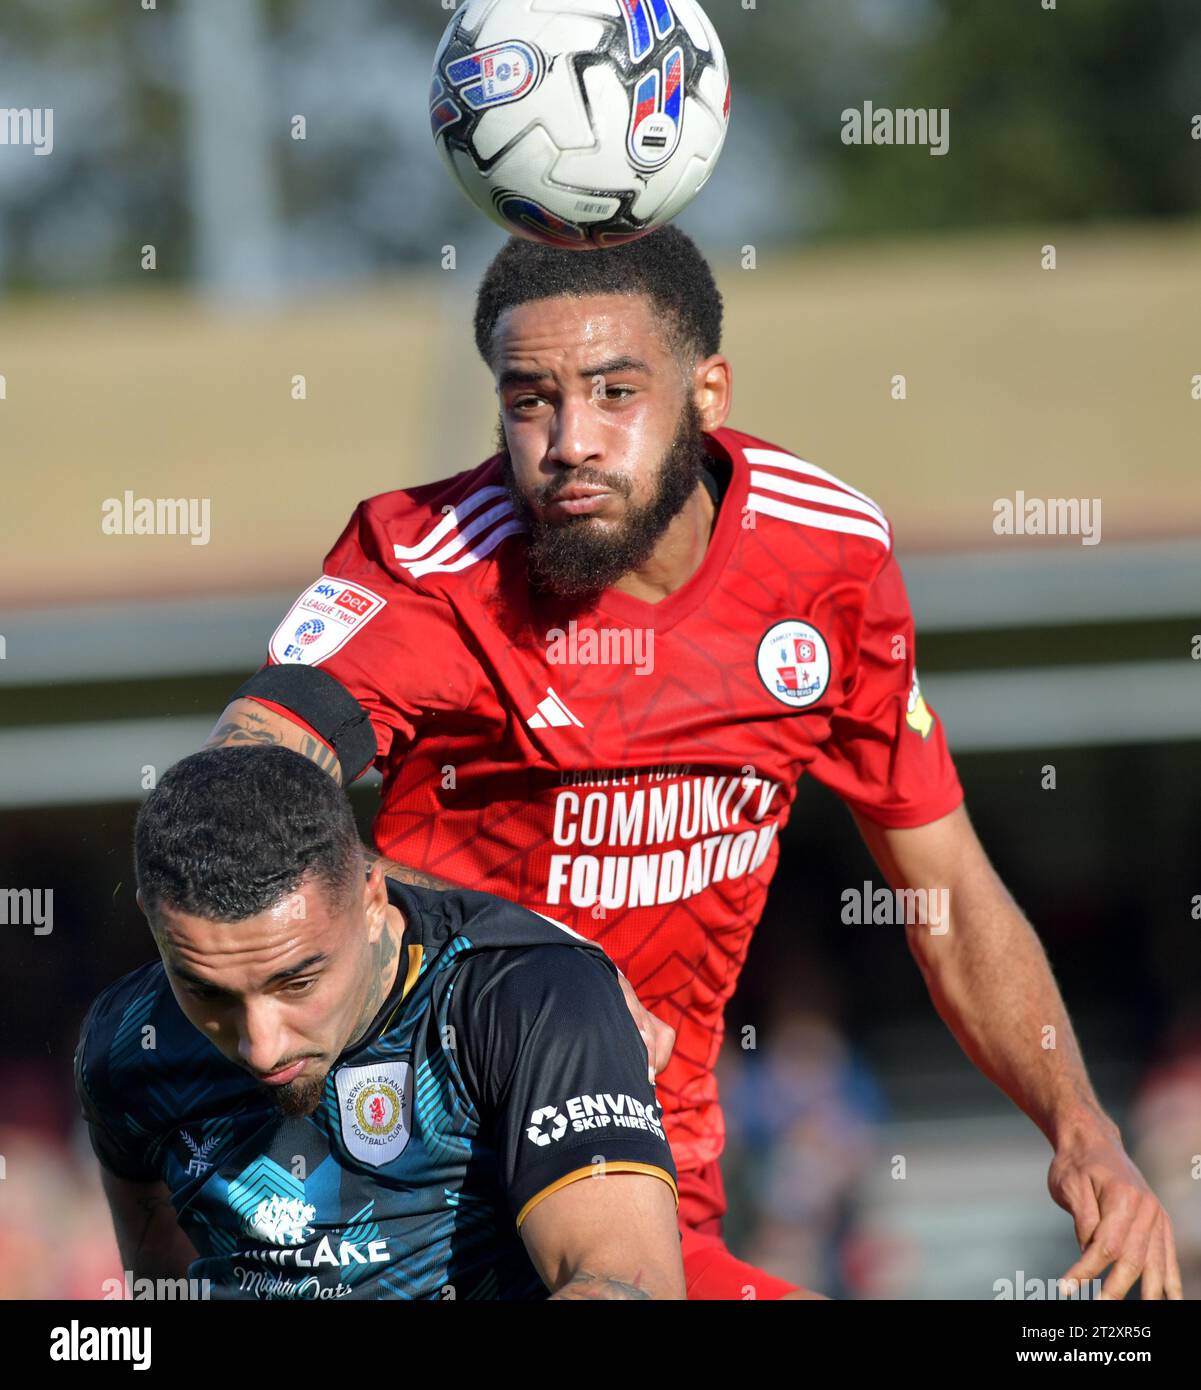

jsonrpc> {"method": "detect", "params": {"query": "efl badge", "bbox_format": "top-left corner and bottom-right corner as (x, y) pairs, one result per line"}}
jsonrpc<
(335, 1062), (414, 1168)
(444, 40), (545, 111)
(906, 671), (934, 739)
(268, 575), (385, 667)
(757, 619), (830, 709)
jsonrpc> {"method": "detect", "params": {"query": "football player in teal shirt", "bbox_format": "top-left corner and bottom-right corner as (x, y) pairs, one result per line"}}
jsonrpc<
(76, 746), (682, 1300)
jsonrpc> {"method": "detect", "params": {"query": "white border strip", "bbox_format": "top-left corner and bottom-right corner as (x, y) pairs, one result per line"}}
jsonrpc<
(0, 660), (1195, 807)
(0, 543), (1195, 687)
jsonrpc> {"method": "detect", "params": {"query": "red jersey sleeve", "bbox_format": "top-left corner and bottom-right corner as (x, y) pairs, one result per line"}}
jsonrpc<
(806, 549), (963, 828)
(264, 500), (480, 769)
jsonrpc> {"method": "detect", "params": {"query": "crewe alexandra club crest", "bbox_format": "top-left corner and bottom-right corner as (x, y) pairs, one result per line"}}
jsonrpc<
(335, 1062), (414, 1167)
(756, 619), (831, 710)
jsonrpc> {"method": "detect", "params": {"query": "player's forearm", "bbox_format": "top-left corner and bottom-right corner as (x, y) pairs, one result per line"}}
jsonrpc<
(361, 848), (457, 892)
(522, 1172), (685, 1299)
(207, 699), (455, 889)
(908, 881), (1117, 1150)
(100, 1171), (199, 1280)
(205, 698), (344, 782)
(548, 1270), (654, 1300)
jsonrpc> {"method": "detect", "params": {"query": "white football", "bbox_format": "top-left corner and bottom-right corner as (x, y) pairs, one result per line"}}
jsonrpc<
(430, 0), (731, 249)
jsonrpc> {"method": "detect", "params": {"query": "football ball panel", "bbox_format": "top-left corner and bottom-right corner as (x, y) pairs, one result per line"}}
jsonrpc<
(431, 0), (730, 248)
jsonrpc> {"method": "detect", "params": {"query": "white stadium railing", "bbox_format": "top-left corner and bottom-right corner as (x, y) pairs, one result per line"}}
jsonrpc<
(0, 543), (1197, 806)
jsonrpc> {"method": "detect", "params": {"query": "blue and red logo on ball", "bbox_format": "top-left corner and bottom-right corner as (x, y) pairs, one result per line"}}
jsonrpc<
(618, 0), (677, 61)
(628, 44), (685, 169)
(493, 192), (588, 246)
(294, 618), (325, 646)
(444, 40), (545, 112)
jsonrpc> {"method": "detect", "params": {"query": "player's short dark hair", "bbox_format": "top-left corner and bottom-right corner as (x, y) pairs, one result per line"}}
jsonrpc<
(473, 226), (723, 369)
(135, 746), (362, 927)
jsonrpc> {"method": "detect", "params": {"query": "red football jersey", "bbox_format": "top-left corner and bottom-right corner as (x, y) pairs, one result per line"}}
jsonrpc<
(264, 427), (963, 1173)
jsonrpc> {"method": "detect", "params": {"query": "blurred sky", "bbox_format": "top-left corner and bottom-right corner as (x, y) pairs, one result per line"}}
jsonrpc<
(1, 0), (1198, 293)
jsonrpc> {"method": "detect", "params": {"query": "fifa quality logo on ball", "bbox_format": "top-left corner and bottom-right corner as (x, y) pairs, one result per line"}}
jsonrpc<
(429, 0), (731, 248)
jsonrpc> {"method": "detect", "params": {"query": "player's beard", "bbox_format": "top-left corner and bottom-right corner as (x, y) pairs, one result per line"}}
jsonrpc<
(262, 1066), (327, 1118)
(499, 397), (709, 601)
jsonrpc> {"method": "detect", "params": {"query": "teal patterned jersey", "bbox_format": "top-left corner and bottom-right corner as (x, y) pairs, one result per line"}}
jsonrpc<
(75, 881), (676, 1300)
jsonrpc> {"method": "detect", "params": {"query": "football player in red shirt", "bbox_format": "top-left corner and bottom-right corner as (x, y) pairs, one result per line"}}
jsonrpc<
(207, 229), (1181, 1301)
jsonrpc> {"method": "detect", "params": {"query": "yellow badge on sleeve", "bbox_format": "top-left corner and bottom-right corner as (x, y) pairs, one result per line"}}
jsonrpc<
(906, 672), (934, 739)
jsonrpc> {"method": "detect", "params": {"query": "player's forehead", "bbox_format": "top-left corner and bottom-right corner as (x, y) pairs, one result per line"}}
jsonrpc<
(492, 292), (669, 377)
(156, 878), (345, 986)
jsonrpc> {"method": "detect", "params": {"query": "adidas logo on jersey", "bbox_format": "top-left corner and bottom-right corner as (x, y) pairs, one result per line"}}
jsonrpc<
(526, 687), (583, 730)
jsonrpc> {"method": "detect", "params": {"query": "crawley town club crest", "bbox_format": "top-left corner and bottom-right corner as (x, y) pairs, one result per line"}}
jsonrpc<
(335, 1061), (414, 1167)
(756, 620), (831, 709)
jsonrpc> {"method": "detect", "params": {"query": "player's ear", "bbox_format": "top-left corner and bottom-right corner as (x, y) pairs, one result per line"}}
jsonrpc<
(693, 354), (732, 433)
(135, 887), (158, 938)
(362, 859), (389, 937)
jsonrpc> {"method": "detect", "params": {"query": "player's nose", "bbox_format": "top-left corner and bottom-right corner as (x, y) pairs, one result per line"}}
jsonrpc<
(235, 999), (291, 1076)
(546, 393), (602, 467)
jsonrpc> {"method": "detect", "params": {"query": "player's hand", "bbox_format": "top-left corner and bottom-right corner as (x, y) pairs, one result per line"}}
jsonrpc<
(615, 971), (675, 1081)
(1049, 1127), (1183, 1300)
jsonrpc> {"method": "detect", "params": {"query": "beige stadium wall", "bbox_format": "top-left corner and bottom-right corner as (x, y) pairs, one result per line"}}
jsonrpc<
(3, 220), (1198, 608)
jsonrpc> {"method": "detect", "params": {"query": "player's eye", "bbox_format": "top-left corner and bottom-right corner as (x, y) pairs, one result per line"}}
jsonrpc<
(604, 385), (635, 400)
(281, 978), (317, 995)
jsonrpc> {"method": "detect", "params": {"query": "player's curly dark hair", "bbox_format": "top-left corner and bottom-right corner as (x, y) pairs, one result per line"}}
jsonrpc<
(135, 745), (361, 926)
(473, 226), (724, 368)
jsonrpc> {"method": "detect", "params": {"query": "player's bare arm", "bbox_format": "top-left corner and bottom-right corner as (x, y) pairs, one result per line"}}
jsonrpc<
(206, 700), (460, 888)
(207, 698), (344, 784)
(204, 697), (456, 890)
(854, 802), (1184, 1300)
(99, 1169), (200, 1280)
(521, 1169), (685, 1300)
(547, 1274), (651, 1300)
